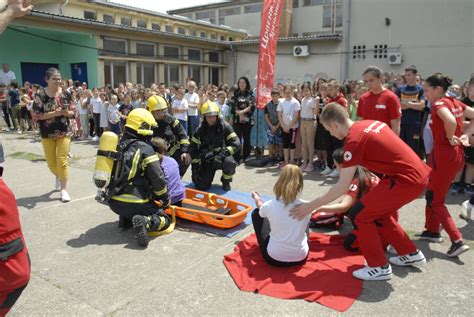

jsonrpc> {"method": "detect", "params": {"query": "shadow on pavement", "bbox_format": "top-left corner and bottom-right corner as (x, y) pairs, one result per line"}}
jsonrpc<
(415, 240), (465, 265)
(16, 190), (57, 209)
(66, 221), (144, 250)
(357, 281), (394, 303)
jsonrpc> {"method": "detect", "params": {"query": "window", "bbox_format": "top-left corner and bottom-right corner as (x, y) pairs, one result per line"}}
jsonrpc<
(208, 51), (219, 63)
(219, 7), (241, 17)
(137, 19), (147, 28)
(209, 67), (219, 86)
(102, 38), (127, 57)
(84, 11), (96, 20)
(228, 37), (233, 41)
(165, 64), (180, 85)
(164, 46), (180, 59)
(218, 17), (224, 25)
(374, 44), (388, 59)
(177, 26), (186, 35)
(220, 35), (226, 41)
(188, 65), (201, 86)
(303, 0), (330, 6)
(200, 31), (206, 38)
(165, 25), (173, 33)
(322, 5), (332, 28)
(196, 10), (215, 20)
(352, 45), (366, 60)
(121, 17), (131, 26)
(244, 4), (262, 13)
(103, 14), (114, 23)
(152, 23), (160, 31)
(191, 29), (197, 36)
(137, 63), (155, 87)
(293, 0), (299, 8)
(188, 49), (201, 61)
(336, 4), (342, 27)
(136, 42), (155, 57)
(210, 33), (217, 40)
(104, 61), (128, 87)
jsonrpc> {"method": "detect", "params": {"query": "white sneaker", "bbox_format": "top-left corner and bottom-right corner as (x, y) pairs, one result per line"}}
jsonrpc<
(461, 200), (473, 221)
(327, 169), (340, 178)
(55, 177), (61, 191)
(92, 136), (99, 141)
(60, 190), (71, 202)
(352, 265), (392, 281)
(321, 166), (332, 175)
(389, 250), (426, 267)
(300, 163), (308, 171)
(386, 245), (398, 255)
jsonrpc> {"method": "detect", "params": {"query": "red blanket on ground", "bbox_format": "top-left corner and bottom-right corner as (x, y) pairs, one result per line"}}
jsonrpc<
(223, 232), (364, 312)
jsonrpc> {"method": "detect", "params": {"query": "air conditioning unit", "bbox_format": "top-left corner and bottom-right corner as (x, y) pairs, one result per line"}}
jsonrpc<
(388, 52), (402, 64)
(293, 45), (309, 57)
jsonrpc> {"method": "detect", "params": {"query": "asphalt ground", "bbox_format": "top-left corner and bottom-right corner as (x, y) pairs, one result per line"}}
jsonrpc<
(1, 130), (472, 316)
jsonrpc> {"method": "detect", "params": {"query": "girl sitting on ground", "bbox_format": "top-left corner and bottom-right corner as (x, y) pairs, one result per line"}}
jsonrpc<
(151, 137), (185, 207)
(251, 164), (310, 267)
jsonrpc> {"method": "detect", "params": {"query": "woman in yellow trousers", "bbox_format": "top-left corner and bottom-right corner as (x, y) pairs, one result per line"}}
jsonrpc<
(32, 68), (74, 202)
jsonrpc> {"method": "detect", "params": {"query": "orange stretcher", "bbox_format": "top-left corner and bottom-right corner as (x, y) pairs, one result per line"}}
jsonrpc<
(162, 188), (253, 229)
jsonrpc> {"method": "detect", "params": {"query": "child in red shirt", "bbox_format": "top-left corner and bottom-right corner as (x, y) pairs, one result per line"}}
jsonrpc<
(291, 103), (430, 281)
(416, 73), (472, 257)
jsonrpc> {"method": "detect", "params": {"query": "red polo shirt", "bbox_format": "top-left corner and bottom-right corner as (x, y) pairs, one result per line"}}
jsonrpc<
(342, 120), (430, 184)
(357, 89), (401, 125)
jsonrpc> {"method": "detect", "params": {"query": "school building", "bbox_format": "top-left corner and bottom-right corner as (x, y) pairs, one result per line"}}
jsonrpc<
(170, 0), (473, 85)
(1, 0), (472, 88)
(0, 0), (247, 88)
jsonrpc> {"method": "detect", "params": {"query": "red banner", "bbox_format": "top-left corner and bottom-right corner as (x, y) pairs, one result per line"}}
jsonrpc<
(256, 0), (284, 109)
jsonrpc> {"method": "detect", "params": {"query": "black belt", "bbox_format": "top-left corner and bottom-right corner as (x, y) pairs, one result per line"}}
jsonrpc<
(0, 237), (24, 261)
(301, 118), (316, 121)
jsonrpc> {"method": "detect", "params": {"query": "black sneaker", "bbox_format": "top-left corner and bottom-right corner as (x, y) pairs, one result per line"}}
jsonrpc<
(132, 215), (151, 247)
(447, 240), (470, 257)
(449, 182), (461, 195)
(415, 230), (443, 243)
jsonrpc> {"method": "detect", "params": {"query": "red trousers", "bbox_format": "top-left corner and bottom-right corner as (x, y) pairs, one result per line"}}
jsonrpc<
(425, 146), (464, 242)
(0, 239), (30, 317)
(349, 178), (427, 267)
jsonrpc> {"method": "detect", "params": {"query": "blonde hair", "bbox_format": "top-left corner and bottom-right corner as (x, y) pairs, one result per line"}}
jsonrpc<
(273, 164), (303, 206)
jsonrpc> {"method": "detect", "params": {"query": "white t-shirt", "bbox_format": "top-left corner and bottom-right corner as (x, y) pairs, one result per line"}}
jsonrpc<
(215, 99), (226, 112)
(300, 96), (317, 119)
(78, 98), (89, 115)
(100, 102), (109, 128)
(185, 92), (200, 116)
(259, 198), (310, 262)
(0, 71), (16, 86)
(108, 103), (121, 124)
(277, 97), (301, 129)
(172, 98), (189, 121)
(90, 97), (103, 114)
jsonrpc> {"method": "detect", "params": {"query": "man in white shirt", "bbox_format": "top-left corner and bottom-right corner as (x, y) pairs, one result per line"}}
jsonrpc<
(0, 64), (16, 86)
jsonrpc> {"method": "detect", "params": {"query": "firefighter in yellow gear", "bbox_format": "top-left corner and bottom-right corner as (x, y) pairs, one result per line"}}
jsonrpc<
(147, 95), (191, 177)
(108, 108), (171, 247)
(189, 101), (240, 191)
